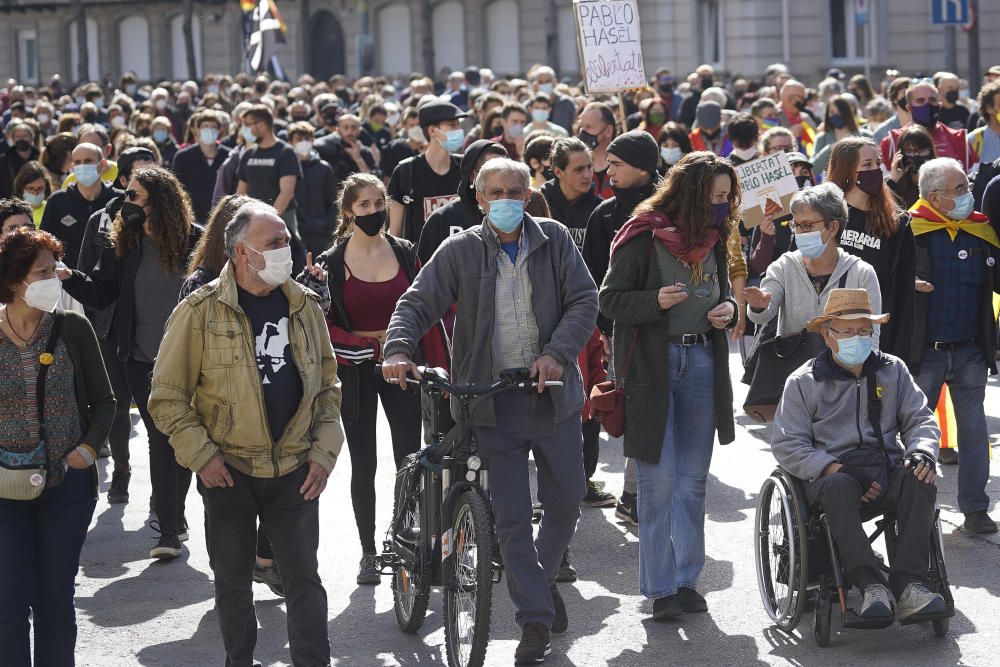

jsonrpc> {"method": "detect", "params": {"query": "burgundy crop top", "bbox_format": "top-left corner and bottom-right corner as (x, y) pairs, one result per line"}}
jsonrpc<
(342, 264), (410, 331)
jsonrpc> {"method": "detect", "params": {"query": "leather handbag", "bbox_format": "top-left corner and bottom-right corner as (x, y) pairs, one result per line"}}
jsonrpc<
(590, 240), (653, 438)
(0, 312), (64, 501)
(741, 320), (825, 423)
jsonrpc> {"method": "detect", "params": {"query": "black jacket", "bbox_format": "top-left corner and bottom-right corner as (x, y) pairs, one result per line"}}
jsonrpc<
(314, 134), (380, 182)
(540, 179), (602, 251)
(293, 152), (338, 244)
(62, 224), (203, 361)
(40, 182), (119, 269)
(77, 193), (125, 340)
(0, 145), (40, 197)
(171, 143), (232, 223)
(416, 139), (501, 264)
(581, 176), (660, 334)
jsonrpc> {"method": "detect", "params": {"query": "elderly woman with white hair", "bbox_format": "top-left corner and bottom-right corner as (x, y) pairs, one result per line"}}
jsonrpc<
(907, 156), (1000, 534)
(745, 181), (883, 346)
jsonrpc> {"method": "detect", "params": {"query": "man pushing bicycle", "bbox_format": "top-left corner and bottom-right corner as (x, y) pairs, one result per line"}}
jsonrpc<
(382, 157), (599, 664)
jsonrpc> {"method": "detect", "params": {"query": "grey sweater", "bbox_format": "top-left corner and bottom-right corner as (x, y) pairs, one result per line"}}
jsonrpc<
(747, 248), (883, 348)
(383, 214), (599, 426)
(771, 350), (940, 482)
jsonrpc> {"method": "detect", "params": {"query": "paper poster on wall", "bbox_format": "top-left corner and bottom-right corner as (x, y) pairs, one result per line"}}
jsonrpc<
(573, 0), (646, 93)
(734, 152), (799, 228)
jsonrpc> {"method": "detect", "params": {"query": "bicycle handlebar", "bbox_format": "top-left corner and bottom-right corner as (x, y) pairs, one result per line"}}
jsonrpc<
(380, 365), (563, 397)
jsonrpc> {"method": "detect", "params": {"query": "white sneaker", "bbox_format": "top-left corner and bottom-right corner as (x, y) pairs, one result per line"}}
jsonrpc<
(896, 582), (946, 620)
(859, 584), (895, 618)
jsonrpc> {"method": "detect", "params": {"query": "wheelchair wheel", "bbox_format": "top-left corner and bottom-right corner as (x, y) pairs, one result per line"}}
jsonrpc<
(755, 472), (809, 632)
(813, 588), (832, 647)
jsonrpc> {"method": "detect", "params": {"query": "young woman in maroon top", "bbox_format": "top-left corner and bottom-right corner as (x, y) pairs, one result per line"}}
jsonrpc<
(316, 173), (449, 586)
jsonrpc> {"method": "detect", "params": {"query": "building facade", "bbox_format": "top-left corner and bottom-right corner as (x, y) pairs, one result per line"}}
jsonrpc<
(2, 0), (999, 87)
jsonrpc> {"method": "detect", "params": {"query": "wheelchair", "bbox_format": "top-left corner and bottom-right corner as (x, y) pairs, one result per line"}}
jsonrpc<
(754, 467), (954, 647)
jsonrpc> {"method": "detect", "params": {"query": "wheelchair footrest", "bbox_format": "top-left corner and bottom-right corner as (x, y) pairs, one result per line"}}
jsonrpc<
(898, 607), (954, 626)
(841, 609), (896, 630)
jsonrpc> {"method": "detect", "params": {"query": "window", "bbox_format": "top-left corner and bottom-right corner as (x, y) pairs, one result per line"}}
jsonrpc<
(698, 0), (724, 67)
(119, 16), (151, 81)
(433, 1), (465, 73)
(69, 18), (100, 82)
(170, 14), (203, 80)
(830, 0), (870, 63)
(486, 0), (520, 75)
(557, 6), (580, 76)
(17, 29), (38, 84)
(378, 4), (413, 75)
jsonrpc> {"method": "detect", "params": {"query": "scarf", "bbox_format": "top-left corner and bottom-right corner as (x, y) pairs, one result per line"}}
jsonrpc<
(908, 198), (1000, 248)
(611, 210), (720, 282)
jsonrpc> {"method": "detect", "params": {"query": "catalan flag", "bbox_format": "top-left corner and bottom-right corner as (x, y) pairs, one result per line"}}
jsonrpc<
(799, 121), (816, 158)
(239, 0), (256, 11)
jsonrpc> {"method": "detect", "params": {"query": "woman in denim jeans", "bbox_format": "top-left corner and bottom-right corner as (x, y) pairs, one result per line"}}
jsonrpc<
(600, 152), (739, 621)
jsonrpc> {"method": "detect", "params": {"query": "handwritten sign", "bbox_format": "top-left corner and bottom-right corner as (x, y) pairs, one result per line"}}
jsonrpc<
(574, 0), (646, 93)
(734, 152), (799, 228)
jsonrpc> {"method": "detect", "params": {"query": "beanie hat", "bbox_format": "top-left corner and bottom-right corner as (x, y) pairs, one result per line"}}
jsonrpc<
(696, 101), (722, 129)
(607, 130), (660, 176)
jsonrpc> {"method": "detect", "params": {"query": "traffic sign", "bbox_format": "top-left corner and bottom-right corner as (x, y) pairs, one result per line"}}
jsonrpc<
(931, 0), (969, 25)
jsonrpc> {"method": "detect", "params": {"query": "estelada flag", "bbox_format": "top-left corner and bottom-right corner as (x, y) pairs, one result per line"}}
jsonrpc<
(245, 0), (287, 74)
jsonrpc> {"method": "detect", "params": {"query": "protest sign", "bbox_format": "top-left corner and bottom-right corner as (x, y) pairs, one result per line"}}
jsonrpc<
(574, 0), (646, 93)
(734, 152), (799, 228)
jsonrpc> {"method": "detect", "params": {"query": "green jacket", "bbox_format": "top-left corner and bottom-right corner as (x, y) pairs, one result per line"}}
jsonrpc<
(149, 262), (344, 478)
(599, 231), (737, 464)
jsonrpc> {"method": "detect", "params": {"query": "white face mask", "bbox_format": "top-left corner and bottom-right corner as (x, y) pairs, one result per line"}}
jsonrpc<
(293, 140), (313, 157)
(247, 245), (293, 287)
(22, 278), (63, 313)
(407, 126), (426, 144)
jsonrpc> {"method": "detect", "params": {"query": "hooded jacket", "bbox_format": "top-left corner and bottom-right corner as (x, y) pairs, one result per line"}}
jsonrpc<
(293, 151), (338, 240)
(416, 139), (505, 264)
(540, 178), (603, 251)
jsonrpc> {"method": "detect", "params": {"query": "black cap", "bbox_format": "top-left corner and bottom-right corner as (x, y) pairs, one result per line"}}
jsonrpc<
(607, 130), (660, 177)
(118, 147), (157, 182)
(418, 99), (469, 127)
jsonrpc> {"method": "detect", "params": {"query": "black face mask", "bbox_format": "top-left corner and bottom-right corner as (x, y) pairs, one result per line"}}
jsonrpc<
(323, 113), (338, 126)
(945, 90), (960, 104)
(578, 129), (600, 149)
(702, 128), (721, 140)
(489, 125), (503, 137)
(14, 139), (31, 153)
(658, 79), (674, 94)
(902, 155), (930, 172)
(700, 76), (713, 91)
(120, 201), (146, 228)
(354, 209), (386, 237)
(896, 97), (908, 111)
(794, 100), (806, 112)
(795, 175), (814, 189)
(542, 166), (555, 181)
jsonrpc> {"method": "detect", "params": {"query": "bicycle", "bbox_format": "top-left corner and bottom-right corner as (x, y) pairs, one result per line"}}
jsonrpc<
(376, 365), (562, 667)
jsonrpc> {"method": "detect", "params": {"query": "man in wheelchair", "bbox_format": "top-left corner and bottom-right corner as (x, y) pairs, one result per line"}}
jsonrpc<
(772, 289), (947, 622)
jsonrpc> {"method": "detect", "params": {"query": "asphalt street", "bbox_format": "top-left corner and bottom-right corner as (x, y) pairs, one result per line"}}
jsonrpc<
(73, 344), (1000, 666)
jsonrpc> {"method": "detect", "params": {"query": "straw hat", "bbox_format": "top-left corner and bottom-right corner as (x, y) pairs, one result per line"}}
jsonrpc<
(807, 288), (889, 333)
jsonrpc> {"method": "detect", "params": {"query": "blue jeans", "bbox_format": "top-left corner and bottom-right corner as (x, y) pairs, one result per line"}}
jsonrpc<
(0, 466), (97, 667)
(915, 343), (991, 514)
(637, 341), (716, 600)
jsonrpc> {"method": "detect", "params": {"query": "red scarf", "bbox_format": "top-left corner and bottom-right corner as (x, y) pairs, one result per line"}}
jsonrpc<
(611, 210), (720, 265)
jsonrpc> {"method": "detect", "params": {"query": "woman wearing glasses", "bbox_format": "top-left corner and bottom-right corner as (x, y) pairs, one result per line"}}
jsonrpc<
(744, 182), (883, 347)
(58, 166), (201, 561)
(600, 152), (740, 621)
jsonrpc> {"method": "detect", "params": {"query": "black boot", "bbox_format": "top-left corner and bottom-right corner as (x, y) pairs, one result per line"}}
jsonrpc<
(108, 469), (131, 504)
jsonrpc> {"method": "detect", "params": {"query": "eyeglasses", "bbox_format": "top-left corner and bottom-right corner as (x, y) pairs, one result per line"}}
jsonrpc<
(789, 218), (826, 233)
(829, 326), (874, 338)
(934, 184), (970, 197)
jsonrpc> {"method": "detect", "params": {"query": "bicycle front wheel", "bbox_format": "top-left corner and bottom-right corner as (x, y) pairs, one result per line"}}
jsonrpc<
(443, 489), (494, 667)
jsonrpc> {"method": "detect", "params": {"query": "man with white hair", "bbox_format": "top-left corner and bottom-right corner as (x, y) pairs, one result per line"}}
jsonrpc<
(382, 158), (598, 663)
(531, 66), (576, 134)
(907, 157), (1000, 534)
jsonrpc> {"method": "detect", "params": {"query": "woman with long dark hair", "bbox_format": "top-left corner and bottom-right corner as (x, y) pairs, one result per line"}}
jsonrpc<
(887, 124), (936, 209)
(827, 136), (916, 363)
(811, 95), (872, 175)
(59, 166), (202, 560)
(600, 152), (740, 621)
(316, 172), (448, 585)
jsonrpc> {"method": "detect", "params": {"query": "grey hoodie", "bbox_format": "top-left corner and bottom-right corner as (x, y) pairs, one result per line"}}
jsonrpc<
(771, 350), (940, 482)
(747, 248), (883, 348)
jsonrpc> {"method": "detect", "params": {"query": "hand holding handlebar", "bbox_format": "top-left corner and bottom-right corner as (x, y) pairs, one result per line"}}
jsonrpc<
(381, 353), (421, 390)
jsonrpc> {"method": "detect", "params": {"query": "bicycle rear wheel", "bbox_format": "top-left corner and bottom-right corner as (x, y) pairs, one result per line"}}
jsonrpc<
(392, 474), (430, 633)
(443, 489), (493, 667)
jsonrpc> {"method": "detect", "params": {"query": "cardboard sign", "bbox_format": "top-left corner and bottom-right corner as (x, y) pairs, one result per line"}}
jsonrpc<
(734, 152), (799, 228)
(574, 0), (646, 93)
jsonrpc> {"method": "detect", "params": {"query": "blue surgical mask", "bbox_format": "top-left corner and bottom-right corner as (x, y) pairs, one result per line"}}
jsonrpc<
(538, 83), (554, 95)
(487, 199), (525, 233)
(833, 335), (872, 367)
(946, 192), (974, 220)
(439, 128), (465, 153)
(22, 191), (45, 207)
(153, 129), (169, 144)
(73, 164), (101, 187)
(661, 146), (683, 164)
(199, 127), (219, 145)
(532, 109), (550, 123)
(241, 125), (257, 144)
(795, 229), (828, 258)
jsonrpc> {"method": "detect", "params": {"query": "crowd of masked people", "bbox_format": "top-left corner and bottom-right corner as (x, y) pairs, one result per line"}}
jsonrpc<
(0, 58), (998, 665)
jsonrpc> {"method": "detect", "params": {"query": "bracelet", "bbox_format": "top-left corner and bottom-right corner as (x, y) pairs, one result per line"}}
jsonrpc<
(75, 445), (96, 467)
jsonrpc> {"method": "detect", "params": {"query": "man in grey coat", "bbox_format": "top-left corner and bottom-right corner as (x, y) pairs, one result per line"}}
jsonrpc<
(382, 158), (598, 664)
(772, 289), (946, 624)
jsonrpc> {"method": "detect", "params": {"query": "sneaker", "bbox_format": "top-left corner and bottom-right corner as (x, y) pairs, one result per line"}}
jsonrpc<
(938, 448), (958, 465)
(615, 493), (638, 525)
(514, 622), (551, 664)
(107, 469), (131, 504)
(149, 532), (182, 560)
(651, 595), (683, 622)
(550, 584), (567, 634)
(582, 480), (617, 507)
(555, 549), (577, 583)
(963, 510), (998, 534)
(177, 519), (189, 543)
(859, 584), (895, 619)
(357, 553), (381, 585)
(677, 586), (708, 613)
(253, 562), (286, 597)
(896, 582), (946, 620)
(532, 502), (543, 524)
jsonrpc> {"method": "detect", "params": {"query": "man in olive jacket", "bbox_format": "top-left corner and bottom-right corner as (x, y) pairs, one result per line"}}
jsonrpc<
(149, 202), (343, 667)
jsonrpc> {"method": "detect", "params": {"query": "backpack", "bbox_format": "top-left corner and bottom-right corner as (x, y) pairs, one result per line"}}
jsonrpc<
(395, 157), (416, 242)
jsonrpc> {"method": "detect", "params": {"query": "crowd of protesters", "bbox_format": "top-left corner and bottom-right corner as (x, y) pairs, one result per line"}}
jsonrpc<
(0, 57), (998, 665)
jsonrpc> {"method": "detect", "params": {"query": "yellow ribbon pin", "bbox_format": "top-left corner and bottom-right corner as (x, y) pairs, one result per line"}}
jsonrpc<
(39, 353), (54, 366)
